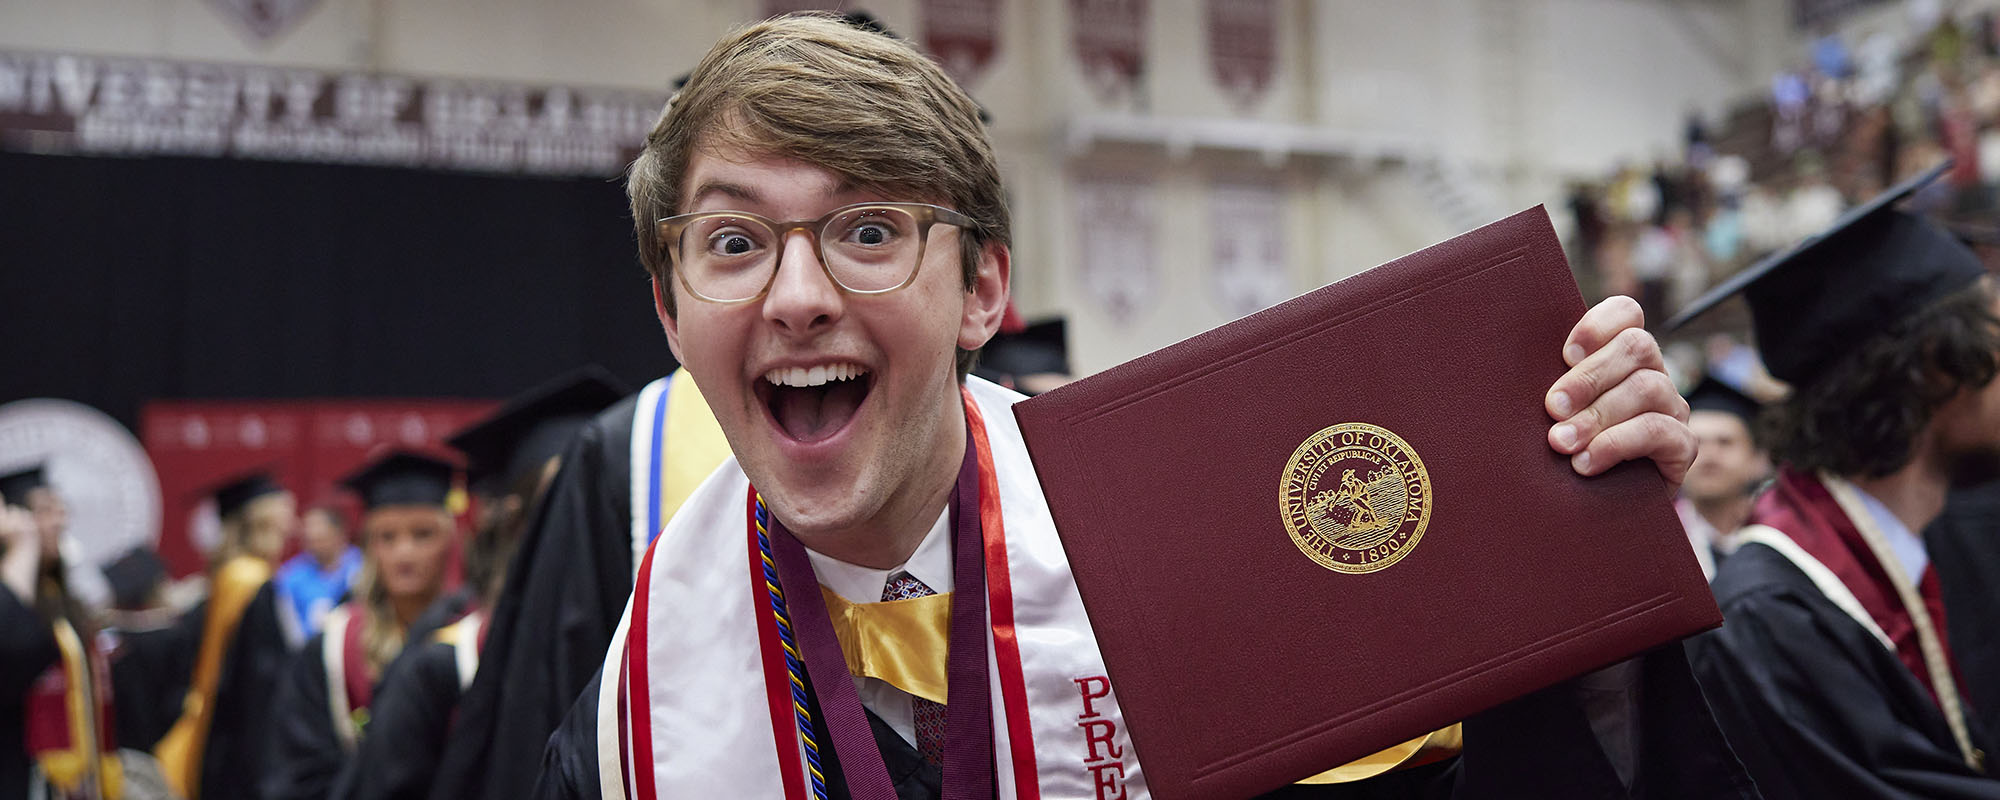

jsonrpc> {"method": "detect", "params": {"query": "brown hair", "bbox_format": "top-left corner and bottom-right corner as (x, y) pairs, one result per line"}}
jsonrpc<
(1762, 281), (2000, 477)
(628, 12), (1009, 375)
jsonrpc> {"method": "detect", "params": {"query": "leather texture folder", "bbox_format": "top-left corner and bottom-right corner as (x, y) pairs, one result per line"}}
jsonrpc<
(1012, 206), (1721, 799)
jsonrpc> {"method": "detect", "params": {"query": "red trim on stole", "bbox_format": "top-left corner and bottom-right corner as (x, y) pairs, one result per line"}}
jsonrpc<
(962, 392), (1042, 799)
(624, 539), (662, 799)
(616, 646), (633, 798)
(737, 391), (1043, 797)
(342, 608), (373, 714)
(750, 492), (812, 800)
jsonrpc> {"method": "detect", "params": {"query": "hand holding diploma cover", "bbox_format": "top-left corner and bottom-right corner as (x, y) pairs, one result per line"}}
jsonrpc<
(1013, 206), (1725, 799)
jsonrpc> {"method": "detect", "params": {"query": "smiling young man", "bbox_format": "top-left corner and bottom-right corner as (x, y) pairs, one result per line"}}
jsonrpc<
(535, 14), (1750, 800)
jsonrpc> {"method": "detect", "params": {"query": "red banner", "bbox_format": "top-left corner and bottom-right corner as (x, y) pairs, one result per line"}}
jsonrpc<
(1071, 0), (1148, 102)
(923, 0), (1003, 87)
(1206, 0), (1276, 110)
(141, 399), (494, 578)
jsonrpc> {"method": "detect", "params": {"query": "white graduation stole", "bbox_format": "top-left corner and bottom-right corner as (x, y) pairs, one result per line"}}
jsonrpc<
(596, 377), (1148, 800)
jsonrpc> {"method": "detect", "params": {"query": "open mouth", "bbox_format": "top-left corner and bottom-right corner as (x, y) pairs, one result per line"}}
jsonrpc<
(757, 363), (873, 444)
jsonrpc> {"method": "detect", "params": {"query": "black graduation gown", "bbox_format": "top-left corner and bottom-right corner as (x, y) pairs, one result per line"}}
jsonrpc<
(429, 395), (639, 800)
(401, 588), (472, 650)
(0, 588), (58, 800)
(534, 645), (1754, 800)
(334, 638), (464, 800)
(1687, 541), (2000, 799)
(1926, 478), (2000, 740)
(196, 581), (292, 800)
(107, 605), (204, 752)
(264, 630), (357, 800)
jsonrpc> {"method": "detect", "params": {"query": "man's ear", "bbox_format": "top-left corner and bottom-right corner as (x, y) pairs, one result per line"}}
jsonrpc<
(959, 240), (1011, 351)
(655, 278), (685, 363)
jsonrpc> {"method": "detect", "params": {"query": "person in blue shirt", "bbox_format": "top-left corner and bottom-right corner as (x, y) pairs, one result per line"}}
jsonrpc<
(273, 505), (361, 644)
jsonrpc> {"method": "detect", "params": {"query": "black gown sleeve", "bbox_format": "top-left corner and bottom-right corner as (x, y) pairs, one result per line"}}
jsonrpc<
(337, 640), (462, 800)
(1926, 478), (2000, 739)
(263, 633), (349, 800)
(533, 669), (604, 800)
(436, 396), (637, 800)
(1689, 544), (2000, 800)
(108, 604), (204, 751)
(0, 585), (57, 800)
(1259, 644), (1752, 800)
(202, 581), (294, 800)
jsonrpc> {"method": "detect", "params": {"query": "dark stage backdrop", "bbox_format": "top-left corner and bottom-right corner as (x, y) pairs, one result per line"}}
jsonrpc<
(0, 151), (679, 428)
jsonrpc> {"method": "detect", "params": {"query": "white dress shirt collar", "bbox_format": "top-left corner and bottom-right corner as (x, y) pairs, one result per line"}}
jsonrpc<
(805, 506), (955, 603)
(1847, 483), (1930, 585)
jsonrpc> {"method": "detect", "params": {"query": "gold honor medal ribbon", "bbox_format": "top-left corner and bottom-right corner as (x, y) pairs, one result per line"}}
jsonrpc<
(818, 587), (954, 705)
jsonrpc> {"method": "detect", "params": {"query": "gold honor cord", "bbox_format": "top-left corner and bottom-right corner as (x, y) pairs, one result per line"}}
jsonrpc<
(39, 618), (122, 800)
(1821, 474), (1985, 772)
(817, 587), (954, 705)
(659, 368), (733, 524)
(155, 555), (273, 800)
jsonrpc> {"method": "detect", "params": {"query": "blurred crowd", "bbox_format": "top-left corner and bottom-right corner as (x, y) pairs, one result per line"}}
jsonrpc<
(1567, 6), (2000, 346)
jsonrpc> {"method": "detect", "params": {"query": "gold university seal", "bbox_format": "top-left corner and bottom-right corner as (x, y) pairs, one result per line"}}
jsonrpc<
(1280, 423), (1432, 574)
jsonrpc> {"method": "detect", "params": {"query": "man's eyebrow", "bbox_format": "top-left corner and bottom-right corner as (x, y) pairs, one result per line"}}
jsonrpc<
(687, 181), (763, 206)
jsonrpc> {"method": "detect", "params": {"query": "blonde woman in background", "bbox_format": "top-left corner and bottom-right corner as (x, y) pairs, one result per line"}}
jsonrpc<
(154, 471), (297, 800)
(263, 451), (458, 800)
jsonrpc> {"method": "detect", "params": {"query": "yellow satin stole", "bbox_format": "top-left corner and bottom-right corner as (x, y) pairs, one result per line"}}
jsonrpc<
(154, 555), (272, 800)
(658, 368), (732, 525)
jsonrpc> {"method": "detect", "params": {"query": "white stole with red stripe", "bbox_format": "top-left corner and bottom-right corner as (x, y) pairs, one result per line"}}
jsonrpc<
(595, 377), (1148, 800)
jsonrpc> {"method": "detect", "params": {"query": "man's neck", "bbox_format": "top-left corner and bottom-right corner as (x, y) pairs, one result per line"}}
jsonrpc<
(1691, 494), (1752, 535)
(1845, 444), (1950, 535)
(789, 394), (968, 571)
(313, 549), (344, 572)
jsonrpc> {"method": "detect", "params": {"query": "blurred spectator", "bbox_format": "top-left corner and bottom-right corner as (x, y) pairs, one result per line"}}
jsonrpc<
(273, 504), (361, 643)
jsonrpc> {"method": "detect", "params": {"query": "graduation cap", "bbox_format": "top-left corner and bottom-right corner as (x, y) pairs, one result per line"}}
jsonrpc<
(103, 546), (168, 609)
(447, 366), (631, 493)
(1664, 161), (1986, 386)
(340, 450), (459, 511)
(1684, 376), (1761, 427)
(975, 318), (1069, 383)
(213, 470), (286, 519)
(0, 464), (47, 505)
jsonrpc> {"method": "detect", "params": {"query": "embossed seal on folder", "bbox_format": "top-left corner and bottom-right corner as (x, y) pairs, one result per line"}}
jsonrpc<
(1281, 423), (1432, 574)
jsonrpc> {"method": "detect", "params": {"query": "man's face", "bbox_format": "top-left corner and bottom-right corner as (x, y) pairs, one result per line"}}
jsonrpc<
(363, 506), (453, 602)
(659, 140), (1007, 541)
(1682, 411), (1767, 503)
(301, 509), (348, 562)
(245, 492), (298, 563)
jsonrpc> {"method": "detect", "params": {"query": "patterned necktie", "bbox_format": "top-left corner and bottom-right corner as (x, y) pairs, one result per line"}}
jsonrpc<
(882, 570), (947, 766)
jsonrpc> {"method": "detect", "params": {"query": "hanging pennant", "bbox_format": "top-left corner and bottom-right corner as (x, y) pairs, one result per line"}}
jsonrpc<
(923, 0), (1003, 87)
(1073, 172), (1160, 326)
(207, 0), (324, 45)
(1206, 0), (1277, 110)
(1208, 179), (1290, 319)
(1071, 0), (1148, 103)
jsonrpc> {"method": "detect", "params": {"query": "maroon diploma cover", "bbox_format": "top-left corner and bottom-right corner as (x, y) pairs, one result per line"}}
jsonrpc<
(1013, 207), (1720, 799)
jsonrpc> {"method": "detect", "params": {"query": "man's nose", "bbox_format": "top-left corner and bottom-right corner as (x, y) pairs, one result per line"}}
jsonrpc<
(761, 231), (843, 335)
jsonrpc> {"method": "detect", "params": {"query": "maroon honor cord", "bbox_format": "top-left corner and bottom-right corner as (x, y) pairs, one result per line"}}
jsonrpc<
(767, 426), (997, 800)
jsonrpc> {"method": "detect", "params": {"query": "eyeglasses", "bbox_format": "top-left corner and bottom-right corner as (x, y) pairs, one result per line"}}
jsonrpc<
(656, 202), (977, 304)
